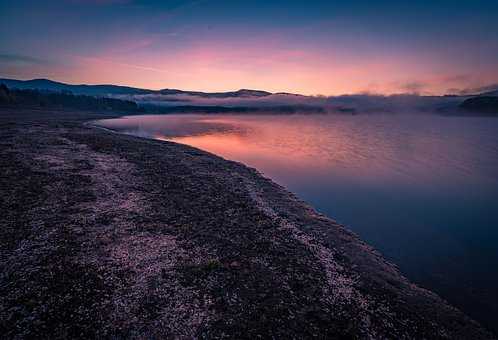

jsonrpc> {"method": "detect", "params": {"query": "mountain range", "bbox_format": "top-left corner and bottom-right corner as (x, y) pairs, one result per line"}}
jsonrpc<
(2, 77), (498, 99)
(0, 78), (273, 98)
(1, 77), (497, 115)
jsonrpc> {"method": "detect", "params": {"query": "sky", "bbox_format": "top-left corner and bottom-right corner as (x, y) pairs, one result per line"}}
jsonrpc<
(1, 0), (498, 96)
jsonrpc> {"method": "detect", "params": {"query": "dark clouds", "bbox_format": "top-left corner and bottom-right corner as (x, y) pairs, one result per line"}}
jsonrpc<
(452, 83), (498, 96)
(0, 54), (49, 65)
(400, 82), (427, 94)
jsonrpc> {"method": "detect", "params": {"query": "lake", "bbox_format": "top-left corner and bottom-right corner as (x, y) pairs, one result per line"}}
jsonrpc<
(96, 112), (498, 331)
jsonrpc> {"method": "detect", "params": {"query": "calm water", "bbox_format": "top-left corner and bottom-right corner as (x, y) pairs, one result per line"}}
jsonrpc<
(97, 113), (498, 331)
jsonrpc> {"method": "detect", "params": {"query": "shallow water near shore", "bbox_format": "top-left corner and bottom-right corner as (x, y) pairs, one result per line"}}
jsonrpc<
(97, 112), (498, 331)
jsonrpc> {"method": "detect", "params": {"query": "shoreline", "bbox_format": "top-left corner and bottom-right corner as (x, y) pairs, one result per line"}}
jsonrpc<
(0, 107), (494, 339)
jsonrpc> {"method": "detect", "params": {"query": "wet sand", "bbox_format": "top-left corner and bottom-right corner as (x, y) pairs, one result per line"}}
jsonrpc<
(0, 108), (494, 339)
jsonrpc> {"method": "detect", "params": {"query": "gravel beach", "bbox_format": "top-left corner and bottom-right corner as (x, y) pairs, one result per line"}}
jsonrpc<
(0, 108), (494, 339)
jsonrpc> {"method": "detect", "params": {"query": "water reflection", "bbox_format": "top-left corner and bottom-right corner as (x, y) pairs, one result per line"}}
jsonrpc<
(97, 113), (498, 331)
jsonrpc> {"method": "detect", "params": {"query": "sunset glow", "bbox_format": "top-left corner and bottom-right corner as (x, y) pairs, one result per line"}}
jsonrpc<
(1, 0), (498, 95)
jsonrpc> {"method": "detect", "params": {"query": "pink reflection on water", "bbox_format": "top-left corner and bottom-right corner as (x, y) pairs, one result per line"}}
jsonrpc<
(98, 113), (498, 191)
(145, 114), (496, 190)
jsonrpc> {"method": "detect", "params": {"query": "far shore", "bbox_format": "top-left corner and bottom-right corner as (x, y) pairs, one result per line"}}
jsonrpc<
(0, 107), (494, 339)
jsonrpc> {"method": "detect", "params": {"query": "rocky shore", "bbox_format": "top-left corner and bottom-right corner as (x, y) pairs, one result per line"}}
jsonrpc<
(0, 108), (494, 339)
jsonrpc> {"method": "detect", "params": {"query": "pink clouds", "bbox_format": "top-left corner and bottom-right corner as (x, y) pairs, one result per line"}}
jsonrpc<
(9, 28), (498, 96)
(2, 1), (498, 96)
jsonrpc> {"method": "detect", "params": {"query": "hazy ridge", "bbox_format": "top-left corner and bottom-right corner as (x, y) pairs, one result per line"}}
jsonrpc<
(1, 77), (498, 115)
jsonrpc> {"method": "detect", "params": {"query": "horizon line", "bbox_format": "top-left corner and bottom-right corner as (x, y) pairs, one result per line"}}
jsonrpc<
(0, 75), (491, 98)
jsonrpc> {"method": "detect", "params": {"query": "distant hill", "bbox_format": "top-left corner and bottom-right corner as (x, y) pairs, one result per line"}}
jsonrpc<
(0, 78), (152, 96)
(480, 90), (498, 97)
(7, 77), (497, 116)
(0, 84), (139, 112)
(158, 88), (271, 98)
(459, 96), (498, 114)
(0, 78), (273, 98)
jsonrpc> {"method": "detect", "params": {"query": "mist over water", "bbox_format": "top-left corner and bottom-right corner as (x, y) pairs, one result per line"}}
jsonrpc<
(114, 92), (466, 114)
(97, 112), (498, 331)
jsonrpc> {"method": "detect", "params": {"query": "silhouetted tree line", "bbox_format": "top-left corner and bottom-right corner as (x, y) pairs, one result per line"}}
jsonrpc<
(0, 84), (139, 112)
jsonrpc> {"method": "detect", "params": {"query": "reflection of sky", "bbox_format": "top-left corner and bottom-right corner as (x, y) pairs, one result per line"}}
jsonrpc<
(97, 113), (498, 329)
(103, 114), (498, 189)
(2, 1), (498, 95)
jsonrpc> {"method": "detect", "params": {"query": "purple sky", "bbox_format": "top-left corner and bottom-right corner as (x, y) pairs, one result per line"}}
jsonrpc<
(1, 0), (498, 95)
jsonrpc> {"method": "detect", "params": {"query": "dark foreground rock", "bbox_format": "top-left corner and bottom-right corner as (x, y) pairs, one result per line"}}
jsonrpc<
(0, 108), (494, 339)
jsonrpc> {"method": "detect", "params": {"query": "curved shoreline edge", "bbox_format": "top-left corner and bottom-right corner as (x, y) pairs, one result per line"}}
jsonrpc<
(0, 108), (494, 339)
